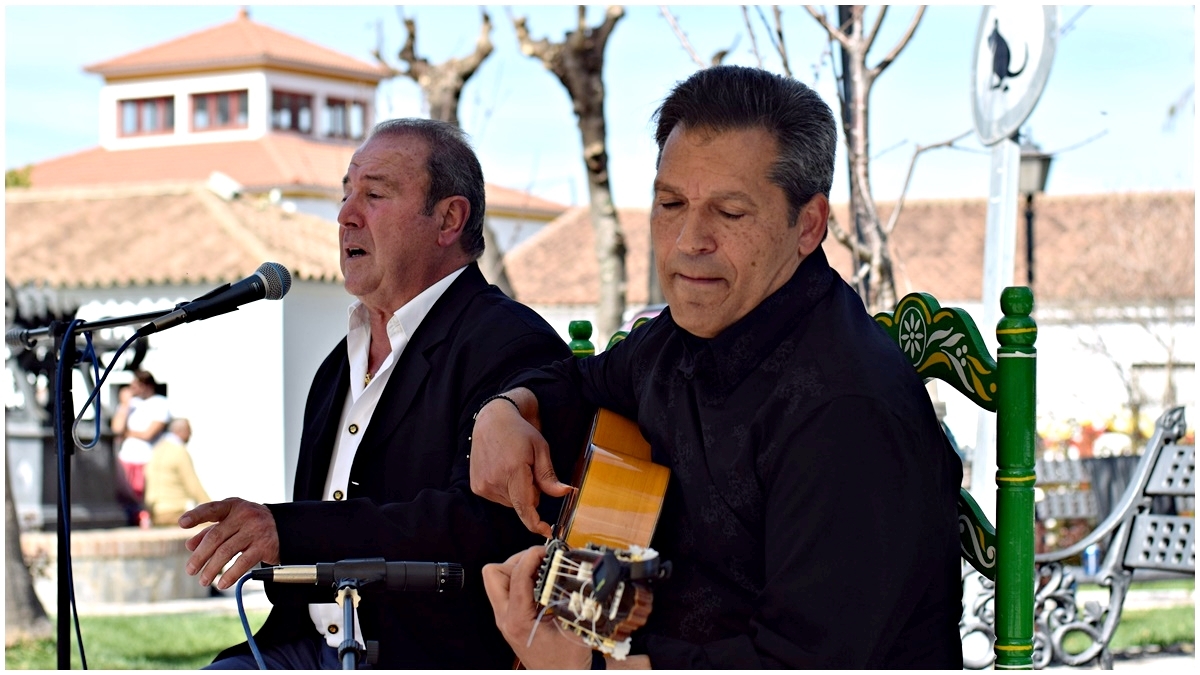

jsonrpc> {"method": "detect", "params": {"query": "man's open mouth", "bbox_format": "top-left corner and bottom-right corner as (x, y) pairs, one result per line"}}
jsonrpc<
(346, 247), (367, 258)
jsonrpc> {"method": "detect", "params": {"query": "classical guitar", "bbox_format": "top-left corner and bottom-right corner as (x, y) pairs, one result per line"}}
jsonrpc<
(527, 408), (672, 661)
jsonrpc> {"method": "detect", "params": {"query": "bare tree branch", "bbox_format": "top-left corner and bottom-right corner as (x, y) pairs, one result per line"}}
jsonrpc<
(883, 129), (972, 235)
(863, 5), (888, 54)
(771, 6), (792, 77)
(1049, 129), (1109, 155)
(867, 5), (925, 78)
(826, 211), (869, 261)
(711, 34), (739, 66)
(804, 5), (851, 48)
(660, 6), (706, 68)
(593, 5), (624, 47)
(742, 6), (763, 68)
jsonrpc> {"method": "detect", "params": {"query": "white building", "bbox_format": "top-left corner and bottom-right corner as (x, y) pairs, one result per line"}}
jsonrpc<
(5, 9), (566, 526)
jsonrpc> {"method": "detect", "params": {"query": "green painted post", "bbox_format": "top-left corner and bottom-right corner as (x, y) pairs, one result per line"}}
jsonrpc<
(568, 320), (595, 358)
(993, 286), (1037, 669)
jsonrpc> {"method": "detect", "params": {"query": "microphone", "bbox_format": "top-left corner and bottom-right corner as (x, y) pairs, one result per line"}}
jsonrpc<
(6, 327), (37, 350)
(251, 558), (464, 592)
(134, 262), (291, 338)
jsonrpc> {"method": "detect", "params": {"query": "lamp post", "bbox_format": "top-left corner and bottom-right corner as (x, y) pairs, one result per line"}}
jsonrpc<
(1019, 138), (1054, 287)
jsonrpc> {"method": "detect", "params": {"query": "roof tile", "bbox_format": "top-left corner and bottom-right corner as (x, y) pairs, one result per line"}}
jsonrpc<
(508, 192), (1195, 308)
(84, 9), (389, 82)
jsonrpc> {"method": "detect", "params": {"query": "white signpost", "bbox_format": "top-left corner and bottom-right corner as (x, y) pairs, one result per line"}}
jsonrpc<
(969, 6), (1057, 522)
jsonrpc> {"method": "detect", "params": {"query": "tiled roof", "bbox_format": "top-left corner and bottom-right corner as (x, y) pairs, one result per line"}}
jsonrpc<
(5, 184), (341, 288)
(26, 137), (569, 215)
(29, 136), (358, 197)
(84, 8), (389, 83)
(507, 206), (654, 306)
(507, 192), (1195, 307)
(485, 183), (569, 219)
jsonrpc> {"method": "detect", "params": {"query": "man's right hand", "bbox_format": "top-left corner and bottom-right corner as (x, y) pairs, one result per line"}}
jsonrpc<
(469, 388), (573, 538)
(180, 497), (280, 590)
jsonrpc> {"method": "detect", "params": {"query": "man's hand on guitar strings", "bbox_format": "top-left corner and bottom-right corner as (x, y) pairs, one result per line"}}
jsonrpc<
(470, 388), (573, 538)
(483, 545), (593, 669)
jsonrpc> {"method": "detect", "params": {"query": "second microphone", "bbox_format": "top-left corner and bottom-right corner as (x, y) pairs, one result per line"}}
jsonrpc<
(251, 557), (464, 593)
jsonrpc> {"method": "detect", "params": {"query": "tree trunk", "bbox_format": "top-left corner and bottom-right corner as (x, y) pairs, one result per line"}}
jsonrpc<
(5, 468), (52, 646)
(513, 6), (627, 342)
(808, 5), (924, 313)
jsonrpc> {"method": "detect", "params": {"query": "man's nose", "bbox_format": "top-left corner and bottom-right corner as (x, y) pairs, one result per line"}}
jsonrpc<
(338, 196), (360, 228)
(675, 211), (716, 254)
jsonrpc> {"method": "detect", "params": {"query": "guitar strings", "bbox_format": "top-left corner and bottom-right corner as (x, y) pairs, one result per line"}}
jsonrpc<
(524, 601), (560, 648)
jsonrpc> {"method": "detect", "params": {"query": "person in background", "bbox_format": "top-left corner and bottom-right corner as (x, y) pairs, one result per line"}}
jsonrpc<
(145, 418), (210, 527)
(111, 369), (170, 527)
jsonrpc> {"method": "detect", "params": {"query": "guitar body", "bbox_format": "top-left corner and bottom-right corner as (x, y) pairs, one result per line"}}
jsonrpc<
(555, 408), (671, 550)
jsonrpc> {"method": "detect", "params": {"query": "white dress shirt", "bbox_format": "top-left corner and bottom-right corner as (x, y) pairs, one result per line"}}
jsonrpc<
(308, 266), (466, 649)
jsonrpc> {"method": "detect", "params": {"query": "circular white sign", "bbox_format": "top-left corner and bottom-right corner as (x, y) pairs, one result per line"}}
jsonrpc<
(971, 6), (1058, 146)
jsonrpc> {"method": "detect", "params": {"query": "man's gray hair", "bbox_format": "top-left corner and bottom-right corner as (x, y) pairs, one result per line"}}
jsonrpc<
(367, 118), (487, 259)
(652, 65), (837, 226)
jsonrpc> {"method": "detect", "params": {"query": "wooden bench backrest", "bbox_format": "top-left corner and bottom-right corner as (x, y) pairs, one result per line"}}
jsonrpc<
(873, 287), (1037, 669)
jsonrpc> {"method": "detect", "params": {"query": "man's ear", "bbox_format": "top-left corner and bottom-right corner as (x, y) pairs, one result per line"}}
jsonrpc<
(436, 195), (471, 248)
(796, 194), (829, 257)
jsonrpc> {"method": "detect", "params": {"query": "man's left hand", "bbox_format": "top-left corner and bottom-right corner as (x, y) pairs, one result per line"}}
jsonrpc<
(483, 545), (594, 670)
(180, 498), (280, 590)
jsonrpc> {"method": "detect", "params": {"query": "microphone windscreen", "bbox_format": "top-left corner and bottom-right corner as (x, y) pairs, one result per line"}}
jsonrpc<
(257, 262), (292, 300)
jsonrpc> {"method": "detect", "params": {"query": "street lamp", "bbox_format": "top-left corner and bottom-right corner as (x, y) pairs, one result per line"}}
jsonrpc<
(1019, 138), (1054, 287)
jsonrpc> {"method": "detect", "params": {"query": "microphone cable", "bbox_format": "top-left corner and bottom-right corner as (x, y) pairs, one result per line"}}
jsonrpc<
(235, 572), (269, 670)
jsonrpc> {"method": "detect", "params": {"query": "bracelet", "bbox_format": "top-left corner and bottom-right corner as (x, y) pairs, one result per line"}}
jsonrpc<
(473, 393), (520, 420)
(591, 651), (606, 670)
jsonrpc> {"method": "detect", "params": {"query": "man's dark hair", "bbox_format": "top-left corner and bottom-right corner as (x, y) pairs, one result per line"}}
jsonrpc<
(652, 65), (837, 226)
(367, 118), (487, 259)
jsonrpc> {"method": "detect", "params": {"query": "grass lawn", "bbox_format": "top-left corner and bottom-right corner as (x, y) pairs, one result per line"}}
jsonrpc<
(1062, 605), (1195, 655)
(1079, 577), (1196, 593)
(4, 610), (269, 670)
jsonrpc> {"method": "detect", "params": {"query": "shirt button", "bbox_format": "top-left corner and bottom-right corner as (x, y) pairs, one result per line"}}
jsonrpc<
(348, 424), (359, 434)
(333, 490), (344, 501)
(328, 624), (339, 634)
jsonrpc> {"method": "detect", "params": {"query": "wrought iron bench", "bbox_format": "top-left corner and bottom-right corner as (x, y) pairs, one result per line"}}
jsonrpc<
(1029, 407), (1194, 669)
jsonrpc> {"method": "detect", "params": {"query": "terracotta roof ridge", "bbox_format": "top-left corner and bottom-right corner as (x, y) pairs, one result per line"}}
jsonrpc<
(508, 205), (589, 256)
(259, 135), (301, 186)
(830, 189), (1195, 208)
(5, 182), (199, 202)
(192, 187), (274, 264)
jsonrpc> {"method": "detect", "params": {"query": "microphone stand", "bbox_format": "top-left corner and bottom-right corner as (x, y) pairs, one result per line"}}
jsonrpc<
(18, 309), (175, 669)
(335, 580), (365, 670)
(50, 320), (74, 671)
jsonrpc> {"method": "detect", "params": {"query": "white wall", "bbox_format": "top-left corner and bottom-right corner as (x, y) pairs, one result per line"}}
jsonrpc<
(71, 284), (290, 504)
(99, 72), (270, 149)
(98, 69), (377, 151)
(934, 311), (1196, 457)
(262, 71), (376, 138)
(280, 280), (356, 499)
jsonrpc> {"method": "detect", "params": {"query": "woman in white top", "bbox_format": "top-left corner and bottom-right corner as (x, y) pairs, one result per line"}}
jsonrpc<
(111, 370), (170, 519)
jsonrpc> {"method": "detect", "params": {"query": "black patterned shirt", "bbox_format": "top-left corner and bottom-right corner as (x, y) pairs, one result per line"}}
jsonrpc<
(513, 247), (964, 668)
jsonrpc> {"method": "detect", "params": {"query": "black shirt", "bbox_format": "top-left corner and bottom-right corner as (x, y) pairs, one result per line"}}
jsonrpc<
(514, 247), (964, 668)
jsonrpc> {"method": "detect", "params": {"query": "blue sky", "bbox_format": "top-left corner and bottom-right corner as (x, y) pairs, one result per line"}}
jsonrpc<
(3, 4), (1195, 208)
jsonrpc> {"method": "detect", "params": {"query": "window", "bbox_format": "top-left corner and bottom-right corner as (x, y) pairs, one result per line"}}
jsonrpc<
(118, 97), (174, 136)
(325, 98), (366, 140)
(272, 91), (313, 134)
(192, 90), (248, 131)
